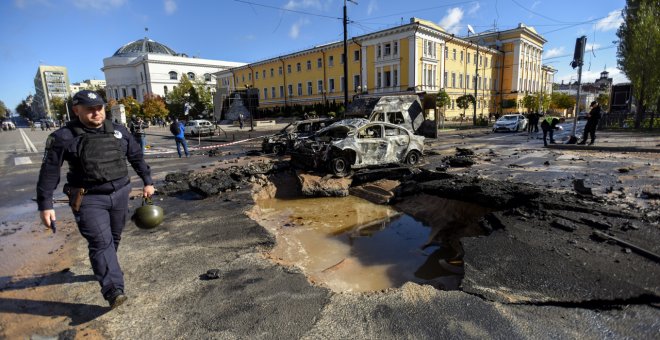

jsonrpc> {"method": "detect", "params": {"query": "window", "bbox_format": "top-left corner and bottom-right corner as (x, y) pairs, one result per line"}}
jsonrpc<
(131, 88), (137, 98)
(485, 58), (489, 68)
(377, 72), (382, 88)
(329, 55), (334, 67)
(460, 51), (464, 62)
(452, 49), (456, 60)
(306, 60), (312, 70)
(317, 58), (322, 68)
(393, 69), (398, 87)
(317, 80), (323, 93)
(272, 87), (276, 98)
(187, 72), (195, 80)
(297, 83), (302, 96)
(445, 46), (449, 59)
(280, 86), (284, 98)
(474, 75), (477, 88)
(115, 89), (118, 98)
(255, 72), (259, 80)
(478, 76), (481, 89)
(140, 72), (144, 82)
(248, 73), (252, 81)
(262, 70), (266, 79)
(340, 76), (345, 91)
(394, 41), (398, 55)
(263, 88), (268, 99)
(384, 71), (391, 87)
(384, 43), (391, 56)
(474, 53), (477, 64)
(354, 50), (360, 61)
(443, 71), (448, 87)
(270, 68), (274, 77)
(480, 55), (483, 66)
(287, 65), (291, 73)
(307, 81), (313, 95)
(329, 78), (335, 92)
(278, 66), (283, 75)
(451, 73), (456, 88)
(377, 45), (382, 58)
(296, 63), (301, 72)
(459, 73), (463, 88)
(341, 53), (345, 64)
(169, 71), (178, 80)
(353, 74), (360, 91)
(287, 84), (293, 96)
(163, 86), (168, 95)
(466, 74), (470, 89)
(467, 53), (470, 64)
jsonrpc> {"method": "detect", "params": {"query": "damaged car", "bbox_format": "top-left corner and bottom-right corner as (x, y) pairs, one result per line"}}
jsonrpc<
(290, 118), (424, 177)
(262, 118), (335, 155)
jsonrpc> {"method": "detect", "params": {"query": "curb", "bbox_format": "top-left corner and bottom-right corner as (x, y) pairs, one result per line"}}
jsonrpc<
(546, 144), (660, 153)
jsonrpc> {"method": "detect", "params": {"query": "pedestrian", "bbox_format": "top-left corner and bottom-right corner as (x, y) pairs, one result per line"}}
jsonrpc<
(578, 101), (602, 145)
(129, 117), (148, 154)
(36, 90), (154, 309)
(238, 113), (244, 130)
(526, 112), (535, 133)
(531, 112), (540, 132)
(540, 116), (564, 146)
(45, 121), (52, 131)
(170, 117), (189, 158)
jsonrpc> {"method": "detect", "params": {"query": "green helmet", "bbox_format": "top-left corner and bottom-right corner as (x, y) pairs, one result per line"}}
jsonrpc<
(132, 198), (164, 229)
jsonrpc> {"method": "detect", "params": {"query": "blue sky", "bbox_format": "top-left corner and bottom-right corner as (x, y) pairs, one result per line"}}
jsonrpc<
(0, 0), (627, 111)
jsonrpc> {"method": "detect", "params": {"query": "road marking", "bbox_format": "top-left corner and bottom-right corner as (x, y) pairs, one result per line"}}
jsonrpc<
(14, 156), (32, 165)
(18, 128), (39, 153)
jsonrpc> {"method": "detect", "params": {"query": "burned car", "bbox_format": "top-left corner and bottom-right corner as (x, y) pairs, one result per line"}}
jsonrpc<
(290, 118), (424, 177)
(262, 118), (335, 155)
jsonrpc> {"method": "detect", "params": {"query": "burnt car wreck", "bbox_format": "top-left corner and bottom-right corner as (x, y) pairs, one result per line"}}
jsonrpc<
(262, 118), (335, 155)
(290, 118), (424, 176)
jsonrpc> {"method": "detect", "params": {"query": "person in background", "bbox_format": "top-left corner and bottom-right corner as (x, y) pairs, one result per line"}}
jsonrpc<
(540, 116), (565, 146)
(578, 101), (602, 145)
(129, 117), (148, 154)
(36, 90), (154, 309)
(170, 117), (189, 158)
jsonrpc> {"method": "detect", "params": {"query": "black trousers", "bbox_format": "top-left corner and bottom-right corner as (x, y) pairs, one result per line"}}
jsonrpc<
(73, 184), (130, 297)
(582, 120), (598, 142)
(541, 122), (554, 146)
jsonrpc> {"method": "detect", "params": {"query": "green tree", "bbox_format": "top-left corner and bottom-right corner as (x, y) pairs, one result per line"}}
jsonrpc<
(436, 90), (450, 118)
(596, 93), (610, 111)
(456, 94), (475, 112)
(119, 96), (140, 118)
(142, 94), (169, 120)
(165, 75), (213, 119)
(0, 100), (7, 119)
(549, 92), (576, 112)
(50, 97), (68, 121)
(15, 100), (32, 118)
(617, 0), (660, 128)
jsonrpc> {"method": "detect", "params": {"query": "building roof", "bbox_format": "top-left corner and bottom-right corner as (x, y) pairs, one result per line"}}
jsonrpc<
(113, 38), (177, 57)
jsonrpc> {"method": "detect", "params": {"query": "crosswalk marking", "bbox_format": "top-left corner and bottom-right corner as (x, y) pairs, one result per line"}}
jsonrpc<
(14, 156), (32, 165)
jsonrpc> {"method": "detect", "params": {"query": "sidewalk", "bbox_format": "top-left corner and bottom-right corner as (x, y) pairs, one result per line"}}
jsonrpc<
(547, 130), (660, 153)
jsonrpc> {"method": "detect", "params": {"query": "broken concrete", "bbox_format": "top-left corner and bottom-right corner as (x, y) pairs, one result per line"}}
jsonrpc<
(297, 171), (352, 197)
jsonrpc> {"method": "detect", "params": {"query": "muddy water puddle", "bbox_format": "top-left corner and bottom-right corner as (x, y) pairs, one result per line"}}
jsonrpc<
(252, 194), (490, 292)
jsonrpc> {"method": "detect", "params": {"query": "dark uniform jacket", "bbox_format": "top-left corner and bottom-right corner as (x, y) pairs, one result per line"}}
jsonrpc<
(36, 120), (153, 211)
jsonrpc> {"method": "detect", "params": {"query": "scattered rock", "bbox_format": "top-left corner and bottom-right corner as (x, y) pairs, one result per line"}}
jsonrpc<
(297, 172), (352, 197)
(200, 269), (221, 280)
(572, 179), (593, 196)
(551, 219), (578, 232)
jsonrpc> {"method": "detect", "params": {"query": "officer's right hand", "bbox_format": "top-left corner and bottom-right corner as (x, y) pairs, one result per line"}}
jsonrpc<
(39, 209), (56, 232)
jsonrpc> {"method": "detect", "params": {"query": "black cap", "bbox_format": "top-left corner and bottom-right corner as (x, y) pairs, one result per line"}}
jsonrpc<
(590, 101), (598, 106)
(72, 90), (105, 107)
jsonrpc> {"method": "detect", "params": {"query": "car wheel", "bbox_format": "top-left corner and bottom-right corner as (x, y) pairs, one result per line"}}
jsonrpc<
(272, 144), (285, 155)
(329, 156), (350, 177)
(404, 150), (421, 166)
(515, 124), (520, 132)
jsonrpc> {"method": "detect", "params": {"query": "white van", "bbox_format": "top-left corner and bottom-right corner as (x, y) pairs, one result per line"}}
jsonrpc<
(184, 120), (214, 136)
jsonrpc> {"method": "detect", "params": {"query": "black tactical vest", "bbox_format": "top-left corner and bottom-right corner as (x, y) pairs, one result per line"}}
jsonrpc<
(70, 120), (128, 184)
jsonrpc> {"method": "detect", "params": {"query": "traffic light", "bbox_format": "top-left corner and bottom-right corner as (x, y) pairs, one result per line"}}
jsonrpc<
(571, 36), (587, 69)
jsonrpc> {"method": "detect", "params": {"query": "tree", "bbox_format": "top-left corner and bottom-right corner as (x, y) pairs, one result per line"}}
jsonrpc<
(596, 93), (610, 111)
(164, 75), (213, 119)
(521, 94), (538, 113)
(15, 100), (32, 118)
(616, 0), (660, 128)
(549, 92), (576, 113)
(456, 94), (475, 113)
(142, 94), (169, 120)
(50, 97), (68, 121)
(119, 96), (140, 118)
(436, 90), (450, 118)
(0, 100), (7, 120)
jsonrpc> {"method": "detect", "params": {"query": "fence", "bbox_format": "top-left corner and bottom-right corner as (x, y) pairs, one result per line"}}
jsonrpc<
(600, 111), (659, 130)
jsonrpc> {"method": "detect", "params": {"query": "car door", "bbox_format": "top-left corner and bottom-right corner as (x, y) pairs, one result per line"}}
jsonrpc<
(383, 124), (410, 162)
(355, 124), (387, 165)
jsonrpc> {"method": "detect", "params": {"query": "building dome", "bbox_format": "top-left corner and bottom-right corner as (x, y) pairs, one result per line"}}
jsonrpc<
(113, 38), (177, 57)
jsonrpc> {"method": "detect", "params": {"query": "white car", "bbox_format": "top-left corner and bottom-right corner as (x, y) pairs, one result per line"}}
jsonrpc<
(492, 114), (528, 132)
(184, 120), (214, 136)
(2, 121), (16, 130)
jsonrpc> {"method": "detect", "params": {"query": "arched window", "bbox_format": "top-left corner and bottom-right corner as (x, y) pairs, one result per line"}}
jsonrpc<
(187, 72), (195, 80)
(204, 73), (212, 82)
(169, 71), (178, 80)
(164, 86), (168, 95)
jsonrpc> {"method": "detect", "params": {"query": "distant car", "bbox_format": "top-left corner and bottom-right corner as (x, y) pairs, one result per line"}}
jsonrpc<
(2, 121), (16, 130)
(184, 120), (214, 136)
(290, 119), (424, 177)
(262, 118), (335, 155)
(33, 121), (42, 129)
(492, 114), (528, 132)
(577, 112), (588, 121)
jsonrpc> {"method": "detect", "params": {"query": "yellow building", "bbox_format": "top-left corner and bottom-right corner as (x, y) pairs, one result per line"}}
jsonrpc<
(215, 18), (554, 119)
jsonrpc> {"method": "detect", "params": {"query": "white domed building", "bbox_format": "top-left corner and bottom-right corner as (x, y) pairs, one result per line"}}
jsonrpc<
(102, 38), (245, 103)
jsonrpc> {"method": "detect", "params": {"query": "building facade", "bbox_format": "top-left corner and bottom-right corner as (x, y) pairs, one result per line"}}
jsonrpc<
(102, 38), (245, 104)
(70, 79), (107, 95)
(33, 65), (70, 119)
(215, 18), (555, 119)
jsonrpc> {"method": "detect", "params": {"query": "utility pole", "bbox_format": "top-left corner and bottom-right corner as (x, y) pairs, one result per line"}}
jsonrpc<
(474, 43), (479, 126)
(343, 0), (357, 118)
(569, 36), (586, 142)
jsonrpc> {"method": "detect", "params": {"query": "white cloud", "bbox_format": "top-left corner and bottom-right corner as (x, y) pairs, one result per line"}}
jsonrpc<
(467, 2), (480, 15)
(595, 9), (623, 31)
(585, 43), (601, 51)
(439, 7), (464, 35)
(543, 47), (565, 59)
(367, 0), (378, 16)
(164, 0), (176, 14)
(284, 0), (322, 10)
(556, 67), (628, 84)
(531, 1), (541, 10)
(71, 0), (126, 10)
(289, 18), (310, 39)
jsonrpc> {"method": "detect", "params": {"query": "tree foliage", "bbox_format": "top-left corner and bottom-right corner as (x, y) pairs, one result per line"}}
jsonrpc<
(15, 100), (32, 118)
(456, 94), (475, 110)
(142, 94), (169, 120)
(119, 96), (140, 118)
(549, 92), (576, 110)
(165, 75), (214, 119)
(616, 0), (660, 128)
(50, 97), (68, 121)
(0, 100), (7, 119)
(521, 95), (537, 113)
(436, 90), (451, 115)
(596, 93), (610, 111)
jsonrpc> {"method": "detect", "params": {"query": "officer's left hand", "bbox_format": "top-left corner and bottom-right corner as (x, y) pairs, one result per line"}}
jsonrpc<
(143, 185), (155, 198)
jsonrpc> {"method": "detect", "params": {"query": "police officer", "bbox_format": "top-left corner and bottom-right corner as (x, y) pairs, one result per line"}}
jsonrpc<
(540, 116), (565, 146)
(578, 101), (602, 145)
(36, 90), (155, 309)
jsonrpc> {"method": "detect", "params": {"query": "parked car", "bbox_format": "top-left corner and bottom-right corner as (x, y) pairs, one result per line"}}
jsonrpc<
(2, 121), (16, 130)
(33, 121), (42, 129)
(184, 120), (214, 136)
(262, 118), (335, 155)
(492, 114), (528, 132)
(290, 118), (424, 177)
